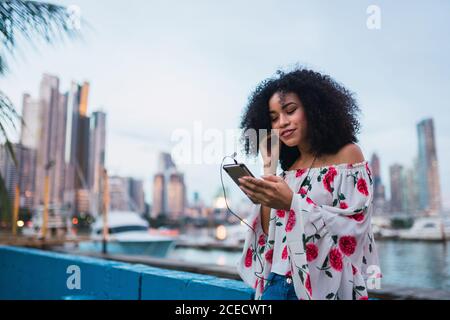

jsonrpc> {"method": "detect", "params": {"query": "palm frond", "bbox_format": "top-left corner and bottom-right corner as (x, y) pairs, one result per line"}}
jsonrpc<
(0, 0), (82, 76)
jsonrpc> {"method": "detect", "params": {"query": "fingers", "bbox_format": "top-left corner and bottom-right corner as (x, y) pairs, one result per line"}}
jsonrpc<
(238, 176), (274, 193)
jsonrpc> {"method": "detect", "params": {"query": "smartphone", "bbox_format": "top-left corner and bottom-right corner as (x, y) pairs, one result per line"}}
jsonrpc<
(222, 163), (258, 204)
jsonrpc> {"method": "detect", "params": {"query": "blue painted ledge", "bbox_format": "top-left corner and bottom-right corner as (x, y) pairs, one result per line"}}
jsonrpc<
(0, 245), (254, 300)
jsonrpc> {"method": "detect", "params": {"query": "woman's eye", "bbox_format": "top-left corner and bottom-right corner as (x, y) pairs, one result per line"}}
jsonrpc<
(271, 117), (278, 122)
(287, 108), (296, 114)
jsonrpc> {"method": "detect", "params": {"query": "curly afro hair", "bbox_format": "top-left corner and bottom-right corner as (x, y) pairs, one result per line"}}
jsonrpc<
(239, 67), (361, 171)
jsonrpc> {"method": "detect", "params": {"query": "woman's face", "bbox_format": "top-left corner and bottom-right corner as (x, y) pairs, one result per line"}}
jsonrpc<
(268, 91), (308, 147)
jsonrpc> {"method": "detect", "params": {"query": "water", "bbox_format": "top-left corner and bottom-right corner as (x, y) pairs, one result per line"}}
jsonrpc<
(168, 239), (450, 291)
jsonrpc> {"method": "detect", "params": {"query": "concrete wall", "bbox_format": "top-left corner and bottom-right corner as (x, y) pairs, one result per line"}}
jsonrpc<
(0, 246), (254, 300)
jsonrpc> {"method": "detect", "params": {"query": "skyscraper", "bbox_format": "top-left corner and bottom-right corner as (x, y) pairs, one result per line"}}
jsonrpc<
(167, 172), (186, 219)
(88, 111), (106, 216)
(34, 74), (67, 208)
(389, 164), (404, 213)
(20, 94), (41, 150)
(0, 144), (37, 213)
(417, 118), (442, 214)
(370, 153), (387, 215)
(128, 178), (145, 214)
(152, 173), (165, 219)
(63, 81), (91, 216)
(152, 152), (186, 219)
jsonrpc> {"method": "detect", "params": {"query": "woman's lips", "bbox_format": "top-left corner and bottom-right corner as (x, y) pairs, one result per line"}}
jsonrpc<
(281, 129), (295, 138)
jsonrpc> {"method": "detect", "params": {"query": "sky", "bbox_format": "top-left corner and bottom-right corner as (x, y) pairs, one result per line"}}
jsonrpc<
(0, 0), (449, 210)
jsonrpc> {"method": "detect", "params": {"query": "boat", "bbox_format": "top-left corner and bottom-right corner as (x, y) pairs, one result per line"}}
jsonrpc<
(77, 210), (178, 257)
(398, 216), (450, 241)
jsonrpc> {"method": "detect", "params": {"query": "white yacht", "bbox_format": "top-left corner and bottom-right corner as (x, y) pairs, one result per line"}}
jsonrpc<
(78, 210), (178, 257)
(398, 216), (450, 241)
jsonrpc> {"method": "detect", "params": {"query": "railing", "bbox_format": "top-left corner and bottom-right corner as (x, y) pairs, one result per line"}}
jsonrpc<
(0, 245), (253, 300)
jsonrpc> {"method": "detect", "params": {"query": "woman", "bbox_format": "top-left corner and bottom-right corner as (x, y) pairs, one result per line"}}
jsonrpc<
(236, 68), (382, 300)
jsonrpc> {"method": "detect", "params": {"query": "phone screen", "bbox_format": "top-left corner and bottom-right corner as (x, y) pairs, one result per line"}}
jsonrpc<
(223, 163), (258, 203)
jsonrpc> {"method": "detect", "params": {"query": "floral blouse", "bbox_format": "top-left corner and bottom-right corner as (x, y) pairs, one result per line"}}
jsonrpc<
(236, 161), (382, 300)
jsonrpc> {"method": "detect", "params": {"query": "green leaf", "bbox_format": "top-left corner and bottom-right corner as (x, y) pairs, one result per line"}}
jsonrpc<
(321, 168), (328, 174)
(363, 256), (367, 264)
(314, 234), (321, 240)
(332, 199), (338, 207)
(322, 255), (329, 269)
(326, 292), (334, 299)
(338, 193), (346, 200)
(276, 222), (282, 226)
(282, 235), (286, 243)
(299, 270), (304, 283)
(259, 247), (264, 254)
(369, 244), (372, 253)
(317, 176), (322, 182)
(355, 286), (366, 291)
(332, 235), (338, 244)
(325, 271), (333, 278)
(268, 240), (275, 245)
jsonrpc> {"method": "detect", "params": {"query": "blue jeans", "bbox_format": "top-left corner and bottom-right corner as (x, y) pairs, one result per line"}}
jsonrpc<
(261, 272), (299, 300)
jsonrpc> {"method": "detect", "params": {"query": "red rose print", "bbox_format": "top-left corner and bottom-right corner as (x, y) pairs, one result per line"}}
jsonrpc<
(254, 278), (258, 289)
(296, 168), (306, 178)
(306, 197), (316, 206)
(340, 202), (348, 209)
(329, 248), (343, 271)
(306, 243), (319, 262)
(299, 187), (307, 195)
(252, 217), (258, 229)
(285, 210), (296, 232)
(347, 164), (354, 169)
(359, 296), (369, 300)
(282, 245), (288, 260)
(260, 279), (265, 293)
(285, 270), (292, 277)
(305, 274), (312, 296)
(323, 166), (337, 193)
(348, 212), (365, 222)
(339, 236), (357, 256)
(357, 178), (369, 196)
(276, 209), (285, 218)
(352, 265), (358, 275)
(245, 247), (253, 268)
(258, 234), (266, 246)
(265, 248), (274, 264)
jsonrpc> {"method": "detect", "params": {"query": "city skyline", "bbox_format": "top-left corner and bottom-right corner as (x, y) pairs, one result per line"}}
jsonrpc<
(0, 0), (449, 209)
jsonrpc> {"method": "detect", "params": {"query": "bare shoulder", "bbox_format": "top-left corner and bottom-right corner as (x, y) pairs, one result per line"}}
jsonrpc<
(335, 143), (365, 164)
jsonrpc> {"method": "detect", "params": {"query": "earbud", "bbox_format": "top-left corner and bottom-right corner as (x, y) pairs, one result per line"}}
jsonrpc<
(231, 152), (238, 164)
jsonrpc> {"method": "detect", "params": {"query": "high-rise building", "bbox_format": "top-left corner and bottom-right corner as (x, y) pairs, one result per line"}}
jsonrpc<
(128, 178), (145, 214)
(389, 164), (404, 213)
(403, 164), (419, 215)
(20, 94), (41, 149)
(370, 153), (387, 215)
(108, 176), (130, 212)
(88, 111), (106, 217)
(167, 173), (186, 219)
(63, 81), (91, 216)
(34, 74), (67, 208)
(0, 143), (37, 213)
(152, 173), (165, 219)
(151, 152), (186, 219)
(417, 118), (442, 214)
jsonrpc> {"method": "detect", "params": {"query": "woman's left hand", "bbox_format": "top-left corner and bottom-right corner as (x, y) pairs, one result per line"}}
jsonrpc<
(238, 175), (293, 211)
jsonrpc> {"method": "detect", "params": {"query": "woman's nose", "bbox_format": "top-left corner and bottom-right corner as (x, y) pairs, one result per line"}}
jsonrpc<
(279, 114), (289, 127)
